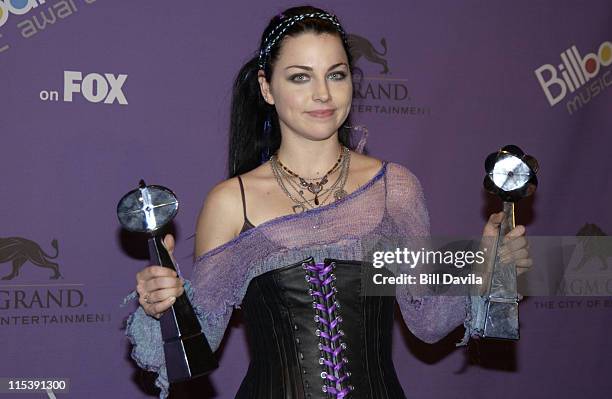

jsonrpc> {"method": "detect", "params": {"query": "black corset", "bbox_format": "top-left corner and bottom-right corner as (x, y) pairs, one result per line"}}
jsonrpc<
(235, 257), (406, 399)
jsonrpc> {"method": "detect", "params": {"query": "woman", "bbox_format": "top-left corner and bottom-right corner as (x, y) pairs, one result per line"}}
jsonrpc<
(123, 5), (531, 399)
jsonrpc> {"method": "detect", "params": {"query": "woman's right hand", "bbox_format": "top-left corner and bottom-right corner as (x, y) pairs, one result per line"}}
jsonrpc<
(135, 234), (185, 319)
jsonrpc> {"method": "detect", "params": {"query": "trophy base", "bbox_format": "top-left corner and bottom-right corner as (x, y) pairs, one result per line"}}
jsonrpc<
(164, 332), (219, 383)
(483, 299), (520, 340)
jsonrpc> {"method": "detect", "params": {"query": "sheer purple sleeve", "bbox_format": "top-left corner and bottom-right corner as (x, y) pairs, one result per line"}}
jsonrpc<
(386, 163), (486, 345)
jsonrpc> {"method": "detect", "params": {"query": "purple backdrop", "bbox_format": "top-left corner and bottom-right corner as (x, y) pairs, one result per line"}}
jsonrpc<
(1, 0), (611, 398)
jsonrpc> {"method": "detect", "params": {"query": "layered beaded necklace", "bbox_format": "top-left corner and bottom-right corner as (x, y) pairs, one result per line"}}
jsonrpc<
(270, 146), (351, 213)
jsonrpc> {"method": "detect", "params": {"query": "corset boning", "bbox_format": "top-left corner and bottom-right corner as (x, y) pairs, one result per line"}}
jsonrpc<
(235, 257), (406, 399)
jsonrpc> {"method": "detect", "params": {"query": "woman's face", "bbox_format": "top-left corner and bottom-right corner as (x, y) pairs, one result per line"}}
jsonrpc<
(258, 32), (352, 142)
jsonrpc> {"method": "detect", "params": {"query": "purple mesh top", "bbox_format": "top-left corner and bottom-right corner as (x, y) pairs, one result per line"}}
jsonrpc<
(121, 160), (487, 399)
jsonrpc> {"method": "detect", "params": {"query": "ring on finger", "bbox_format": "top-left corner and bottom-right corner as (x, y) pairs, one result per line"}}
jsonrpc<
(143, 292), (150, 304)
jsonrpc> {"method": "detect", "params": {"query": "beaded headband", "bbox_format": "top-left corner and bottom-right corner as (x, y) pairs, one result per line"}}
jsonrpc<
(257, 11), (348, 70)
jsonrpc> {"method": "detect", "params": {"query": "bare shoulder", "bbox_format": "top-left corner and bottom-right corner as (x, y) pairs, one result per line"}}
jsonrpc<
(347, 150), (385, 186)
(193, 176), (244, 259)
(194, 162), (273, 259)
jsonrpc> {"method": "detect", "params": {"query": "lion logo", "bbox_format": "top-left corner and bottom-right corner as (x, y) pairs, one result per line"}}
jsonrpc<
(573, 223), (610, 271)
(348, 34), (389, 74)
(0, 237), (61, 280)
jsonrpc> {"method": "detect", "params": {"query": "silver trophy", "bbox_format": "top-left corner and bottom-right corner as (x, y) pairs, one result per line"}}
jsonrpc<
(482, 145), (538, 340)
(117, 180), (218, 382)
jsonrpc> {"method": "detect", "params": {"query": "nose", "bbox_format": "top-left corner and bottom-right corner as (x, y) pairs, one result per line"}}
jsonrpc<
(312, 78), (330, 102)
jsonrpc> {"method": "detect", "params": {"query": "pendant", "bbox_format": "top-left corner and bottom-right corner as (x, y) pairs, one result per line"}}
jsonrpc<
(334, 189), (348, 200)
(308, 182), (323, 194)
(292, 204), (307, 213)
(314, 194), (319, 205)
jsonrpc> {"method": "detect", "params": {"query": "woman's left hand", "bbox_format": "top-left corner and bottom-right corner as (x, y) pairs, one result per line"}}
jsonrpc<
(482, 211), (533, 298)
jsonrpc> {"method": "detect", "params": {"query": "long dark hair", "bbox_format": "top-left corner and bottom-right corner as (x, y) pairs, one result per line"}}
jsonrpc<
(228, 5), (358, 178)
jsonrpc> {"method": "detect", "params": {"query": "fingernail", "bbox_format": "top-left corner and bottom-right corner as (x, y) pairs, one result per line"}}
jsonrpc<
(170, 296), (176, 303)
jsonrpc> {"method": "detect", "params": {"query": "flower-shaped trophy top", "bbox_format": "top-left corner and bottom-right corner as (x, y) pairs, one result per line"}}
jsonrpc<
(484, 145), (539, 203)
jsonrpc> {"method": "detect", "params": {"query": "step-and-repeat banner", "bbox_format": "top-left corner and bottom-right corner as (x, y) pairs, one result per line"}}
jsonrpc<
(1, 1), (611, 398)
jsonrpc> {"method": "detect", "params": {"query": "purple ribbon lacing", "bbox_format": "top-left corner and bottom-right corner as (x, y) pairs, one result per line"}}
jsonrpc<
(303, 260), (353, 398)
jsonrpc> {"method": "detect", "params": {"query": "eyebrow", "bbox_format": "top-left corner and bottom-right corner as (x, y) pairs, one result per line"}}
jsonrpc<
(284, 62), (348, 71)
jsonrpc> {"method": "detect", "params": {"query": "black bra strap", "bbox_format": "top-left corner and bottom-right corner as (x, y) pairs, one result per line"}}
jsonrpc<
(237, 175), (249, 222)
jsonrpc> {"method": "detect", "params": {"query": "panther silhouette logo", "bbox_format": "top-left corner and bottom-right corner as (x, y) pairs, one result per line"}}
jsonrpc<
(348, 34), (389, 74)
(0, 237), (61, 280)
(573, 223), (610, 271)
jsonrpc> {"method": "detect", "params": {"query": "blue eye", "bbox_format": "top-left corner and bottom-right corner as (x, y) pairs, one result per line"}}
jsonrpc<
(290, 74), (308, 82)
(329, 71), (347, 80)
